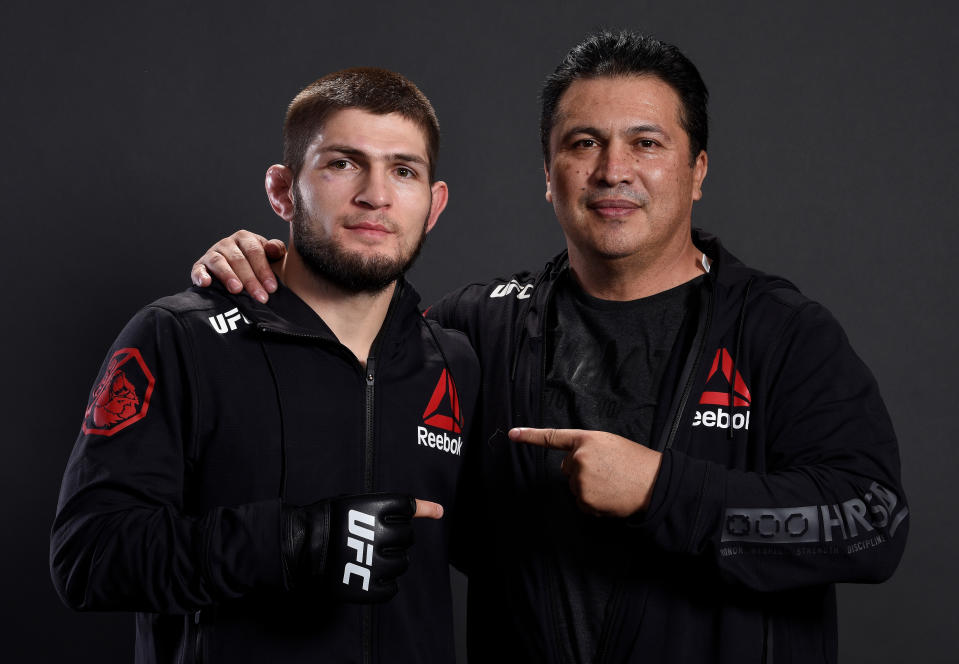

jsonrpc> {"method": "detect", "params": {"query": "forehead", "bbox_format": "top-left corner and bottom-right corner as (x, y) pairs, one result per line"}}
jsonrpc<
(553, 75), (685, 132)
(307, 108), (429, 159)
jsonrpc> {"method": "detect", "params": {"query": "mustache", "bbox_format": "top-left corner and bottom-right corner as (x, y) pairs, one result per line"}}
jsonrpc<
(584, 187), (649, 207)
(342, 213), (398, 232)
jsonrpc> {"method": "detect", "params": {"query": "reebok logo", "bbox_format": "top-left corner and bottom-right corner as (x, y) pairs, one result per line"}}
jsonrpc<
(423, 369), (462, 433)
(700, 348), (750, 406)
(693, 348), (751, 430)
(417, 369), (464, 456)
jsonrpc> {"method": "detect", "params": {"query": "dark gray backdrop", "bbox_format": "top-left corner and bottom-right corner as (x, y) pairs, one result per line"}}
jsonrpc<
(2, 1), (955, 661)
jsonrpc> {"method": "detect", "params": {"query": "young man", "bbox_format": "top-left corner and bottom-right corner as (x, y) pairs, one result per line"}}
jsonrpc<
(51, 68), (479, 664)
(193, 32), (908, 664)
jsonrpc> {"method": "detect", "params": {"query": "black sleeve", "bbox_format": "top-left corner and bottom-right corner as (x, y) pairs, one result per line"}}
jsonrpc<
(635, 301), (908, 591)
(424, 287), (473, 335)
(50, 306), (285, 613)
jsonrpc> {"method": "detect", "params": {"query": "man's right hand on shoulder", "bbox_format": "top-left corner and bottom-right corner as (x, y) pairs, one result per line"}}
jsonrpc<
(191, 230), (287, 303)
(281, 493), (443, 604)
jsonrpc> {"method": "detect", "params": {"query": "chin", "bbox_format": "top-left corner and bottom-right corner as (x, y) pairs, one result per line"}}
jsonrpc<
(585, 234), (649, 261)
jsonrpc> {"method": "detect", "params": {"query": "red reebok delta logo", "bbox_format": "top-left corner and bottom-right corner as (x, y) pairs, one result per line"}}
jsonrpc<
(422, 368), (463, 433)
(693, 348), (752, 431)
(417, 369), (464, 456)
(700, 348), (751, 407)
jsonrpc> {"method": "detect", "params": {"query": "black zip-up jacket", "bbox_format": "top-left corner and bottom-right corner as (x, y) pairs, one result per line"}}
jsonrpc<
(428, 230), (907, 664)
(51, 279), (478, 664)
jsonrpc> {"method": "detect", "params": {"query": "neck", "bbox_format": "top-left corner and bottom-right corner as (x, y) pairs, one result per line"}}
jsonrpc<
(568, 233), (706, 301)
(276, 246), (395, 367)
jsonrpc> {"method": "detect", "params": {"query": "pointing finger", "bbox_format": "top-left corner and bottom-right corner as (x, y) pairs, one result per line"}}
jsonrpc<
(509, 427), (577, 451)
(413, 499), (444, 520)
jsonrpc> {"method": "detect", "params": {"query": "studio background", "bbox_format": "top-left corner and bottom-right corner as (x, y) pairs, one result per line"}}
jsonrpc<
(2, 1), (955, 661)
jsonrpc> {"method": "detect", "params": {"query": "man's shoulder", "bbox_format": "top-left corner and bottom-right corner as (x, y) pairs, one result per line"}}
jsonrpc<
(126, 285), (253, 339)
(710, 240), (813, 317)
(95, 287), (249, 381)
(427, 254), (564, 329)
(718, 258), (851, 363)
(145, 284), (237, 314)
(433, 270), (540, 307)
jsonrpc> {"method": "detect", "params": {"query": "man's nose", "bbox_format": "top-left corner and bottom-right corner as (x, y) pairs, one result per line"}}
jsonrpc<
(355, 169), (391, 209)
(592, 142), (635, 187)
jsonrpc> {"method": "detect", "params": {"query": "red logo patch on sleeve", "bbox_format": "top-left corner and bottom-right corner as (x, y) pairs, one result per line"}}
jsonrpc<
(82, 347), (156, 436)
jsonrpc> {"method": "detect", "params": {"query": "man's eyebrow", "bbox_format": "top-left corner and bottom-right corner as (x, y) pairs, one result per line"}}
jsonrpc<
(562, 126), (607, 140)
(560, 124), (668, 140)
(625, 123), (667, 137)
(320, 145), (364, 156)
(390, 152), (428, 166)
(319, 145), (428, 166)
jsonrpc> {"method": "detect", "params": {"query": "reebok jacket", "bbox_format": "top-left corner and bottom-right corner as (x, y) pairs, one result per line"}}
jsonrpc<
(51, 280), (478, 664)
(428, 229), (908, 664)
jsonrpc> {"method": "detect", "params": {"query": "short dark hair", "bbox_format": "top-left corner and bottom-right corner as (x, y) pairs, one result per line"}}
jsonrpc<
(540, 30), (708, 165)
(284, 67), (440, 181)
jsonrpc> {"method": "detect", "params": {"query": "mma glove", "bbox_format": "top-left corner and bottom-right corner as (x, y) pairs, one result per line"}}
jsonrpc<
(281, 493), (416, 603)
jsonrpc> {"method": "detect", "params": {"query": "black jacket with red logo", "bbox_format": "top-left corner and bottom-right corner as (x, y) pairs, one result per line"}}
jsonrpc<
(51, 279), (478, 664)
(428, 229), (907, 664)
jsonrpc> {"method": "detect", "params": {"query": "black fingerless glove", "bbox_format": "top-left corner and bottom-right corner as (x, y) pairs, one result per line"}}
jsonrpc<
(281, 493), (416, 603)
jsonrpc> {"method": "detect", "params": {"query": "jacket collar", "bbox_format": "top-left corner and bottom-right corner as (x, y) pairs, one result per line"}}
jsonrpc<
(224, 277), (424, 356)
(521, 227), (798, 336)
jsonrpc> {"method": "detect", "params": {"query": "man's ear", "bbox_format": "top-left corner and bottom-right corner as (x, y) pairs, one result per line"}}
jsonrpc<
(265, 165), (295, 220)
(425, 180), (449, 234)
(691, 150), (708, 202)
(544, 161), (552, 204)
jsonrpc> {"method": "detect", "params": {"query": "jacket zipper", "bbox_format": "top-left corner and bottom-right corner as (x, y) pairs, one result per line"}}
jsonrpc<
(363, 357), (375, 664)
(597, 282), (713, 662)
(662, 284), (713, 451)
(192, 610), (204, 664)
(762, 613), (773, 664)
(534, 275), (574, 664)
(257, 324), (379, 664)
(365, 358), (376, 492)
(361, 284), (401, 664)
(251, 284), (406, 664)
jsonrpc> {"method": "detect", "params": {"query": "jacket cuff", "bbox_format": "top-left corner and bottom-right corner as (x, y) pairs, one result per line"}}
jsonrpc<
(627, 450), (726, 555)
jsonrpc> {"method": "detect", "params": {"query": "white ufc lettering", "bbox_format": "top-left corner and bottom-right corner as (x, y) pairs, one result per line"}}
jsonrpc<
(342, 509), (376, 591)
(490, 280), (534, 300)
(208, 308), (249, 334)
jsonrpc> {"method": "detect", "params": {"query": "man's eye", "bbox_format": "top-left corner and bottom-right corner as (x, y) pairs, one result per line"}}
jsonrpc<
(574, 139), (597, 148)
(331, 160), (352, 169)
(639, 139), (656, 148)
(396, 167), (415, 178)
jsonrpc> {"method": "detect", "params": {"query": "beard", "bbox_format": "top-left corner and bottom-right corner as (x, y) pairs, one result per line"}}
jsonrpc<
(290, 192), (429, 294)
